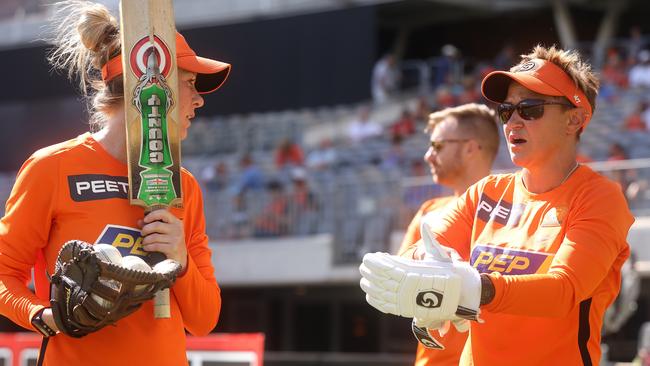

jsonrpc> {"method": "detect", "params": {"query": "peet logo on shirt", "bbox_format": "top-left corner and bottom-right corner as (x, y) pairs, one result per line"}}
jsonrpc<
(471, 244), (554, 275)
(476, 193), (513, 225)
(95, 225), (147, 258)
(68, 174), (129, 201)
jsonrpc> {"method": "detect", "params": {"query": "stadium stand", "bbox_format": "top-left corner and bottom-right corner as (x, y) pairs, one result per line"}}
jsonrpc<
(2, 1), (650, 364)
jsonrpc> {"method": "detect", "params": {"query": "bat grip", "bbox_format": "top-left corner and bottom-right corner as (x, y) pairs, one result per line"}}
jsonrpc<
(145, 251), (166, 267)
(143, 206), (168, 266)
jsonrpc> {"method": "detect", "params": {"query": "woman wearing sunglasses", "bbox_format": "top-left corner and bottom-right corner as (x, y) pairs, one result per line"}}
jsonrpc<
(376, 45), (634, 365)
(470, 46), (633, 364)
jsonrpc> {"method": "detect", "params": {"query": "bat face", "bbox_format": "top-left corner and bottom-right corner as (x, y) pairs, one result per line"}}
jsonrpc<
(120, 0), (180, 319)
(129, 39), (178, 207)
(121, 0), (181, 211)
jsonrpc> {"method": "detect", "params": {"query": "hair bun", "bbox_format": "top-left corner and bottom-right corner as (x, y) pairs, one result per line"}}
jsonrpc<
(77, 3), (119, 56)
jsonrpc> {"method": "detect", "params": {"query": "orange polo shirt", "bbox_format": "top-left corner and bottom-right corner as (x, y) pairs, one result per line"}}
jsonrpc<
(424, 166), (633, 366)
(0, 133), (220, 365)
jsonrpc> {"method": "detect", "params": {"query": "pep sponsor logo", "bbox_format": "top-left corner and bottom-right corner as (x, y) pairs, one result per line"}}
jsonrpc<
(470, 244), (553, 275)
(68, 174), (129, 202)
(95, 225), (147, 258)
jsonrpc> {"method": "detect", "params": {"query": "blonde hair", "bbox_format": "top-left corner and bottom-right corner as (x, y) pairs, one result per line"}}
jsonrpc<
(47, 1), (123, 130)
(426, 103), (500, 163)
(514, 45), (599, 114)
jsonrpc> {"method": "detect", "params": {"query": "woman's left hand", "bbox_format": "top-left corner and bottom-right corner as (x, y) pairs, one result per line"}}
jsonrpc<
(139, 209), (187, 271)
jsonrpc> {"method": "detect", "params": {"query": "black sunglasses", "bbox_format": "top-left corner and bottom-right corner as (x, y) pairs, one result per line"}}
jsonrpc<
(497, 99), (575, 124)
(430, 139), (469, 152)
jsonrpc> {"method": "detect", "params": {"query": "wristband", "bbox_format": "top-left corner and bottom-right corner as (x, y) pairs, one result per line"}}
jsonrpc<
(31, 308), (57, 337)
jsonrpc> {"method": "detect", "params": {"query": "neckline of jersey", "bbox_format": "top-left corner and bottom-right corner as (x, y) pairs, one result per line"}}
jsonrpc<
(81, 132), (129, 173)
(516, 164), (584, 199)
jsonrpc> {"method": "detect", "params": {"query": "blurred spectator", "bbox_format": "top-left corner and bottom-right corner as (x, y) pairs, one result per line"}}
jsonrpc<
(275, 138), (304, 169)
(389, 108), (416, 139)
(347, 106), (382, 143)
(410, 159), (427, 177)
(600, 49), (629, 101)
(494, 43), (516, 70)
(433, 44), (461, 87)
(457, 75), (480, 104)
(414, 96), (432, 127)
(643, 102), (650, 130)
(602, 49), (629, 88)
(629, 50), (650, 88)
(434, 86), (456, 109)
(371, 53), (399, 105)
(608, 143), (629, 161)
(306, 139), (338, 171)
(229, 194), (251, 239)
(607, 143), (637, 196)
(253, 181), (289, 237)
(381, 135), (407, 171)
(200, 161), (230, 192)
(232, 154), (264, 196)
(603, 253), (641, 337)
(623, 102), (649, 131)
(626, 26), (645, 66)
(288, 168), (320, 235)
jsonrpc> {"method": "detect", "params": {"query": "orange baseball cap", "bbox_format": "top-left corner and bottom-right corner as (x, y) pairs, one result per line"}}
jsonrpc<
(481, 58), (592, 127)
(101, 32), (231, 94)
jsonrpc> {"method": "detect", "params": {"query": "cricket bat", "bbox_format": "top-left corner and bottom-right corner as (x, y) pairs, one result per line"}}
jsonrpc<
(120, 0), (181, 319)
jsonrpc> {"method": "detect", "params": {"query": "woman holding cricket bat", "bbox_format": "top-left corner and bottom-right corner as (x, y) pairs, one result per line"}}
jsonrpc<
(0, 1), (230, 365)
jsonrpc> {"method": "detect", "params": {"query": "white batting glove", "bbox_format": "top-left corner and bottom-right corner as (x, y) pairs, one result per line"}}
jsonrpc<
(419, 220), (482, 324)
(359, 252), (462, 325)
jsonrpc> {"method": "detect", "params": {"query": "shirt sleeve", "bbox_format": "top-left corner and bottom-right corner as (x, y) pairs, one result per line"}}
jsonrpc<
(0, 154), (56, 330)
(172, 171), (221, 335)
(425, 180), (485, 260)
(484, 180), (634, 317)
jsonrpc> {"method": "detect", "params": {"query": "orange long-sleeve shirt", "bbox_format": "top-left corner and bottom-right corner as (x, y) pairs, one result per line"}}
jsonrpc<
(0, 133), (221, 365)
(424, 166), (633, 366)
(399, 196), (468, 366)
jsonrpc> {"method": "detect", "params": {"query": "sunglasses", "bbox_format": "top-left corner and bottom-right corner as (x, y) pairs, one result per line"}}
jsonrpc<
(430, 139), (469, 153)
(497, 99), (575, 124)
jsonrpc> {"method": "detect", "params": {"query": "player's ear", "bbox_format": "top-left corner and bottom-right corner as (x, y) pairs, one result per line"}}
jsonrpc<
(566, 108), (585, 136)
(465, 139), (480, 156)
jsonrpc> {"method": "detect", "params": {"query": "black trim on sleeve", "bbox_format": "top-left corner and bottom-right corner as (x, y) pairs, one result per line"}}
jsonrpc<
(578, 298), (593, 366)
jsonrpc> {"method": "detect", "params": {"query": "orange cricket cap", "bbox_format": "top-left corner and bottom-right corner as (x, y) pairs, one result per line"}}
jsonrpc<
(101, 32), (231, 94)
(481, 58), (592, 127)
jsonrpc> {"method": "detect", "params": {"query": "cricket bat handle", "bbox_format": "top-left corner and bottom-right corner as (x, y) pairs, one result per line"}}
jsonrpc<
(145, 206), (173, 319)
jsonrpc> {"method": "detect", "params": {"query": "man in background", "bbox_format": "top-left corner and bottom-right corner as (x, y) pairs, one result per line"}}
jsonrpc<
(397, 103), (500, 366)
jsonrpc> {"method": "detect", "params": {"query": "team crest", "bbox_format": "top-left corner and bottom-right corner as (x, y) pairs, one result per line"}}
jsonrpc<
(541, 206), (568, 227)
(514, 60), (538, 73)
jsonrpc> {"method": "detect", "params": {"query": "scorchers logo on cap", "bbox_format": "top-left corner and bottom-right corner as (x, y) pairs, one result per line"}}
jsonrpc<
(513, 60), (539, 73)
(129, 35), (172, 78)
